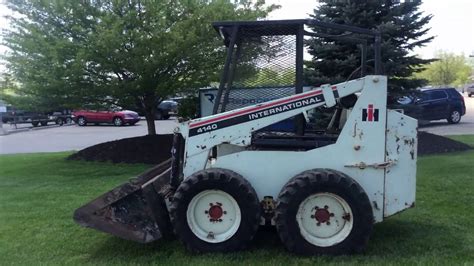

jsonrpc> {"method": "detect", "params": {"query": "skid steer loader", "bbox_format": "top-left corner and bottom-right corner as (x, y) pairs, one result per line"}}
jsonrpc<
(74, 20), (417, 255)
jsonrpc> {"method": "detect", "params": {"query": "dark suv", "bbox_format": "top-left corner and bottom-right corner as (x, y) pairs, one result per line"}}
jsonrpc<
(390, 88), (466, 124)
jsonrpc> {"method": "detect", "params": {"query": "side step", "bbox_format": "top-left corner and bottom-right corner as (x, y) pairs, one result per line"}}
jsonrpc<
(73, 159), (174, 243)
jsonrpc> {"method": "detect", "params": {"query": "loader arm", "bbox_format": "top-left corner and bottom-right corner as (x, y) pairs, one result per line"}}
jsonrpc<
(179, 77), (369, 166)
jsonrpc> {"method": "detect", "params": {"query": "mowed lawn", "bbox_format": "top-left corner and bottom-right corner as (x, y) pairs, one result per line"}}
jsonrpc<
(0, 137), (473, 265)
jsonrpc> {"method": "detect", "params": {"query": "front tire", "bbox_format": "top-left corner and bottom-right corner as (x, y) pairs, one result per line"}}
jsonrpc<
(77, 116), (87, 126)
(113, 117), (123, 126)
(170, 168), (260, 253)
(447, 109), (461, 124)
(275, 169), (373, 255)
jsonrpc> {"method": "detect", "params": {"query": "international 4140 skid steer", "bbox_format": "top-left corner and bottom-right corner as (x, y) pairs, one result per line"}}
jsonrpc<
(74, 20), (417, 255)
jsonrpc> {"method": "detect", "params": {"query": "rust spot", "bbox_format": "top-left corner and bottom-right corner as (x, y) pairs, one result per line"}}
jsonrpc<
(342, 213), (351, 222)
(372, 201), (380, 210)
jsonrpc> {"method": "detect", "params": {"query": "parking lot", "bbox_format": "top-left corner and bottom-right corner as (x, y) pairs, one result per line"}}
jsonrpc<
(0, 95), (472, 155)
(0, 119), (178, 154)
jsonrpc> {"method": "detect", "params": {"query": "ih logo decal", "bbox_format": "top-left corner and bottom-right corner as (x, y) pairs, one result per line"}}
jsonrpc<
(362, 104), (379, 122)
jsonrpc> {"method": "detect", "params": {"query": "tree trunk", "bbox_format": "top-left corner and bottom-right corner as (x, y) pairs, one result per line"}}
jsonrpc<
(142, 94), (157, 135)
(144, 109), (156, 135)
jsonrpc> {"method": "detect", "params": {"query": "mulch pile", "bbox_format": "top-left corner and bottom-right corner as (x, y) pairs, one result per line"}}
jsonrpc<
(68, 132), (470, 164)
(417, 131), (471, 155)
(68, 134), (174, 164)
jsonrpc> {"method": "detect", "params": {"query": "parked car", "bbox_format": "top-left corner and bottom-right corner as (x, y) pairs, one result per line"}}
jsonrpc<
(156, 99), (178, 120)
(72, 109), (140, 126)
(466, 84), (474, 97)
(389, 87), (466, 124)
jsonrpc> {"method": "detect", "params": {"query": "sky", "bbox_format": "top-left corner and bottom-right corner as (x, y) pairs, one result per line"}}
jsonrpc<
(0, 0), (473, 70)
(266, 0), (474, 58)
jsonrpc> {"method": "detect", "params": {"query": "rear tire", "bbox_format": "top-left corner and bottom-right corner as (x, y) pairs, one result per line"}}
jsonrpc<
(40, 121), (48, 126)
(163, 114), (171, 120)
(77, 116), (87, 126)
(32, 121), (39, 127)
(275, 169), (373, 255)
(447, 109), (461, 124)
(155, 111), (163, 120)
(170, 168), (260, 253)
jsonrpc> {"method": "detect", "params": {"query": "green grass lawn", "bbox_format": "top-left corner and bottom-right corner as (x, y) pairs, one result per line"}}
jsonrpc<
(1, 139), (473, 265)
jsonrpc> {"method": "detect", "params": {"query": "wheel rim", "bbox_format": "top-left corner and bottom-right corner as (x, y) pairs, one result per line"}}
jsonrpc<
(296, 192), (353, 247)
(78, 118), (85, 125)
(114, 118), (122, 126)
(186, 190), (241, 243)
(451, 111), (460, 122)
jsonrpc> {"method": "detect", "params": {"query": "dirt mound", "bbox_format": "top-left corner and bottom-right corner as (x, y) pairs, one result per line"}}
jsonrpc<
(68, 134), (173, 164)
(69, 132), (470, 164)
(418, 132), (471, 155)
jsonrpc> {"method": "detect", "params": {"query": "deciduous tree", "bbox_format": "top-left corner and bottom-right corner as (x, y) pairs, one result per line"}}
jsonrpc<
(3, 0), (277, 134)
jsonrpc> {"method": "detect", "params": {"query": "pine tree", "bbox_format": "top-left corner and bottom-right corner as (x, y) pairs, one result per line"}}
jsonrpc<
(305, 0), (434, 90)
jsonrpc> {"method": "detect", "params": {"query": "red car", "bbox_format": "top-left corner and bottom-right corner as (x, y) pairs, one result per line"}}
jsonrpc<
(72, 109), (140, 126)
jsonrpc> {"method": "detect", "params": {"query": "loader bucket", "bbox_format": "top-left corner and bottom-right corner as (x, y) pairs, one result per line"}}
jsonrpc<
(73, 159), (173, 243)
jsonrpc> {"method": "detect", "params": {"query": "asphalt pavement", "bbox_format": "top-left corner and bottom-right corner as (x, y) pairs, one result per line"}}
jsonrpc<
(0, 95), (473, 155)
(0, 119), (178, 154)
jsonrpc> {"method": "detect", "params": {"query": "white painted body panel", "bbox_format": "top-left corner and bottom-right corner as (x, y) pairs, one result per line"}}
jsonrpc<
(176, 75), (417, 223)
(384, 110), (417, 217)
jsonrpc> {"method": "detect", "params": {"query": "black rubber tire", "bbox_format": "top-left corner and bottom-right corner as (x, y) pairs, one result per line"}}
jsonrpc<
(66, 117), (72, 124)
(77, 116), (87, 126)
(113, 117), (123, 126)
(169, 168), (261, 253)
(163, 114), (171, 120)
(32, 121), (39, 127)
(155, 111), (163, 120)
(40, 121), (48, 126)
(447, 109), (461, 124)
(275, 169), (373, 255)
